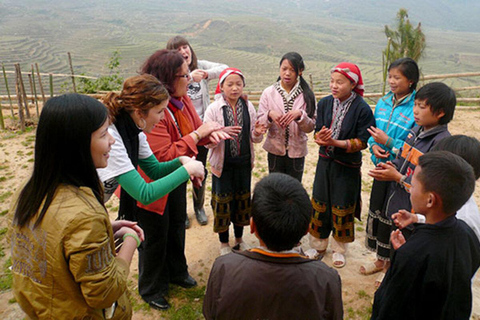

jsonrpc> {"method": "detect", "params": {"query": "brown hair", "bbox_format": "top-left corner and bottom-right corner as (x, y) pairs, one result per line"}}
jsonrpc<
(140, 49), (186, 96)
(166, 35), (198, 70)
(103, 74), (169, 120)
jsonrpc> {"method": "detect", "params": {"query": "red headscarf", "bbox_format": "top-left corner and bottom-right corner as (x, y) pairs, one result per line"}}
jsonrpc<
(331, 62), (364, 96)
(214, 67), (246, 100)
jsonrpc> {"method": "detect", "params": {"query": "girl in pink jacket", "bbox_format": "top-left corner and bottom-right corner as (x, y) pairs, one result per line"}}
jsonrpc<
(204, 68), (266, 256)
(257, 52), (316, 182)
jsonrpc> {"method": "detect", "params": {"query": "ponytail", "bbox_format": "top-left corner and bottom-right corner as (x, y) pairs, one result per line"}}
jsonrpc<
(299, 76), (316, 118)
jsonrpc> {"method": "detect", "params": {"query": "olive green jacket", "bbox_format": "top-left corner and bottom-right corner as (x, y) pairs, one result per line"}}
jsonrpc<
(10, 185), (132, 319)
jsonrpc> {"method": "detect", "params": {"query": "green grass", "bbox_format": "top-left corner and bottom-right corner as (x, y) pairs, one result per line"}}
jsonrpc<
(0, 258), (13, 291)
(0, 191), (12, 202)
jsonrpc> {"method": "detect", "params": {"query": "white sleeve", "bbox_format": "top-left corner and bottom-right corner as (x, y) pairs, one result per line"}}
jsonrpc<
(97, 125), (137, 201)
(138, 132), (153, 160)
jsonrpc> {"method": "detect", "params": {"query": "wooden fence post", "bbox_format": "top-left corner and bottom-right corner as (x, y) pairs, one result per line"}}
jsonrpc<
(15, 68), (25, 131)
(15, 63), (31, 119)
(49, 73), (54, 97)
(31, 65), (39, 116)
(2, 63), (15, 119)
(35, 63), (47, 105)
(68, 52), (76, 92)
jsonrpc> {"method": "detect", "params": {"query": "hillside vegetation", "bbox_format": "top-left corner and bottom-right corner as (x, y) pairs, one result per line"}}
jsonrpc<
(1, 0), (480, 94)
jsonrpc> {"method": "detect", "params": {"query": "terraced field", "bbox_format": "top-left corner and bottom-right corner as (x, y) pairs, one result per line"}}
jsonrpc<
(1, 0), (480, 98)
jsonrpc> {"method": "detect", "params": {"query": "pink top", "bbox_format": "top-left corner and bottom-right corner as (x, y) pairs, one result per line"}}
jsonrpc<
(204, 95), (263, 177)
(257, 85), (315, 158)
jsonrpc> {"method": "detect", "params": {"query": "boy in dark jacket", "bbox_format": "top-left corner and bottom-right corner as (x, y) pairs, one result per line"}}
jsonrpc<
(371, 151), (480, 319)
(367, 82), (456, 281)
(203, 173), (343, 320)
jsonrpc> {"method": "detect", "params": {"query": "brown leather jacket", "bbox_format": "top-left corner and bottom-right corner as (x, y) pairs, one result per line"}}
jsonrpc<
(10, 185), (132, 319)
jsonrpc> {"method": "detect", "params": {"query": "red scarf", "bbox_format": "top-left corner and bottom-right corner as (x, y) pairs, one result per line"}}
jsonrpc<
(168, 99), (193, 136)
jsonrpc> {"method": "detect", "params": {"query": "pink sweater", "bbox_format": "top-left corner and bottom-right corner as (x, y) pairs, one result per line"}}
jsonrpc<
(204, 96), (263, 177)
(257, 85), (315, 158)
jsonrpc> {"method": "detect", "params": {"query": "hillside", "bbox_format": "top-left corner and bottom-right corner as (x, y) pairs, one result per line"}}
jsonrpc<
(1, 0), (480, 95)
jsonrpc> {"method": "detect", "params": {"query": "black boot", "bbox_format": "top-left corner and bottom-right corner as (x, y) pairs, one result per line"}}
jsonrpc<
(193, 181), (208, 225)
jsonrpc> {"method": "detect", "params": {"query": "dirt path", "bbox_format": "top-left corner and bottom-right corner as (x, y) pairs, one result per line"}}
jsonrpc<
(1, 107), (480, 319)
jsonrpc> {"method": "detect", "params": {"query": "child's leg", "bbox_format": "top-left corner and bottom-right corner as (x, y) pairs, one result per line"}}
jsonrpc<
(284, 153), (305, 182)
(331, 238), (347, 254)
(268, 152), (287, 174)
(219, 230), (230, 247)
(230, 163), (252, 250)
(309, 159), (333, 248)
(211, 171), (233, 248)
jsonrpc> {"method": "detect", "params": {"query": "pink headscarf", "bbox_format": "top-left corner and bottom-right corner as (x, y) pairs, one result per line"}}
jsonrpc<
(214, 67), (245, 100)
(331, 62), (364, 96)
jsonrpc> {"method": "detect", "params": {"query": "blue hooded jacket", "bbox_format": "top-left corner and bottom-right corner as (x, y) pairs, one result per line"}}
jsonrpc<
(368, 91), (416, 165)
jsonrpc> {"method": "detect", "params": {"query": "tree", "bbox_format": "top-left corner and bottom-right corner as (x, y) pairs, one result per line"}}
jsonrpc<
(382, 9), (426, 94)
(78, 51), (124, 94)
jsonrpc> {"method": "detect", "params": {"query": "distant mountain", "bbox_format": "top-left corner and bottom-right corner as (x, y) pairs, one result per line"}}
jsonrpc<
(1, 0), (479, 93)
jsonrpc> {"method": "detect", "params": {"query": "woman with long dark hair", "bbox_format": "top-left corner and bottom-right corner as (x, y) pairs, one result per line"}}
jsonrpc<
(138, 49), (231, 310)
(11, 93), (142, 319)
(167, 36), (228, 227)
(257, 52), (316, 182)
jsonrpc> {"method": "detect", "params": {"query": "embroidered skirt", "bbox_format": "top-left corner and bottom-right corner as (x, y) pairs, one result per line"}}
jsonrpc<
(365, 179), (393, 260)
(309, 158), (361, 243)
(211, 163), (252, 233)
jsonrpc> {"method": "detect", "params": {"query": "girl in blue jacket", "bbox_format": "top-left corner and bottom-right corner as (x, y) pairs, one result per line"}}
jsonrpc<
(362, 58), (419, 281)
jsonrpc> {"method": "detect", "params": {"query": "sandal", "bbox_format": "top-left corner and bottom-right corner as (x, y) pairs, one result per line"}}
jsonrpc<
(375, 272), (386, 289)
(219, 246), (232, 256)
(332, 252), (346, 268)
(360, 262), (384, 275)
(304, 249), (326, 260)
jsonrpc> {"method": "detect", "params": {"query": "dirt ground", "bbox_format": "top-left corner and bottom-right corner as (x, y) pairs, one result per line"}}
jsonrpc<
(1, 107), (480, 319)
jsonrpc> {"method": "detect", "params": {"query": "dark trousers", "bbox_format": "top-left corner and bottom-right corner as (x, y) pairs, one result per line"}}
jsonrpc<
(136, 182), (188, 302)
(192, 145), (208, 210)
(268, 152), (305, 182)
(219, 225), (244, 243)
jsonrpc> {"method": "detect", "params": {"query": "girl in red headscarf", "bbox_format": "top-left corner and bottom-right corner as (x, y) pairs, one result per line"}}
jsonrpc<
(309, 62), (375, 268)
(204, 68), (267, 255)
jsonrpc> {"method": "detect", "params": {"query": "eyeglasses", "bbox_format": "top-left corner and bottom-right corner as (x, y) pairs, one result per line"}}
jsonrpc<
(176, 74), (190, 79)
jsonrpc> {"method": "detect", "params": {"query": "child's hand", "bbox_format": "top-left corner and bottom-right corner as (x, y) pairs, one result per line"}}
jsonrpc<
(367, 126), (389, 145)
(392, 209), (416, 229)
(268, 110), (283, 128)
(190, 69), (206, 82)
(390, 229), (406, 250)
(368, 162), (402, 181)
(314, 126), (333, 146)
(253, 121), (267, 135)
(279, 110), (302, 127)
(372, 144), (390, 159)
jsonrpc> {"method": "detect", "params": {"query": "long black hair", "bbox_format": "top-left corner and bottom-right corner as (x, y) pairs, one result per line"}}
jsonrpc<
(14, 93), (108, 228)
(277, 52), (316, 118)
